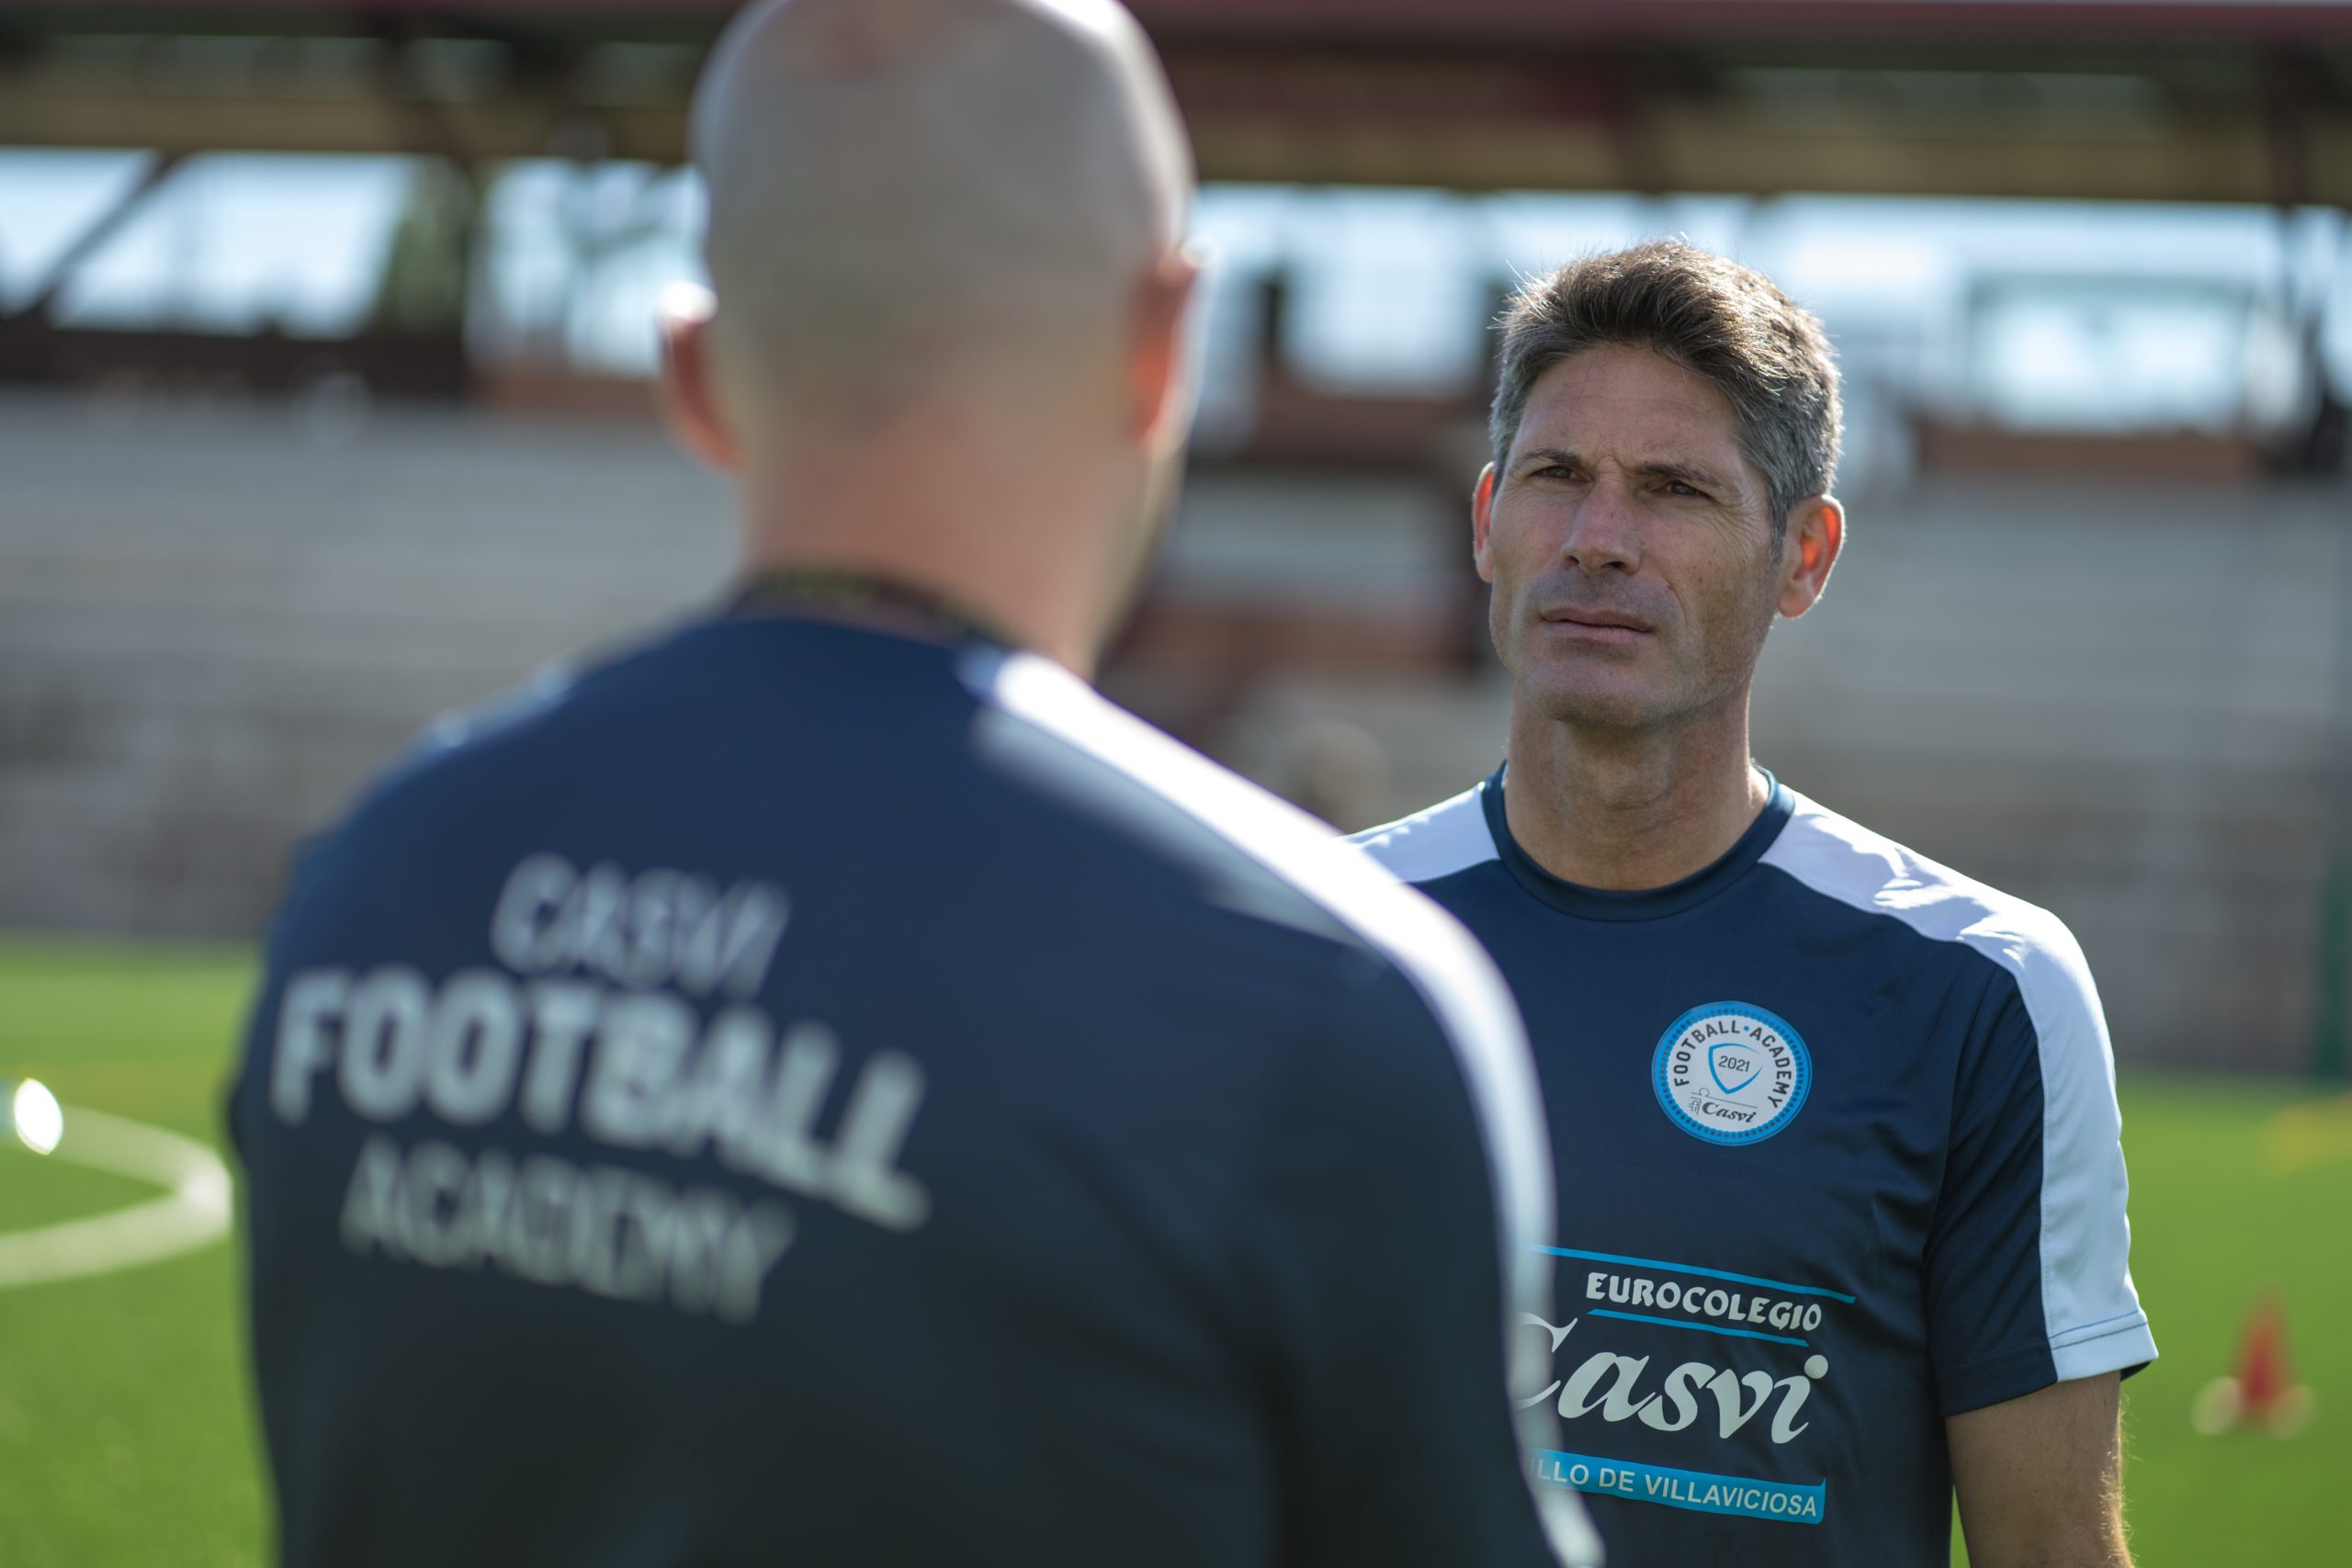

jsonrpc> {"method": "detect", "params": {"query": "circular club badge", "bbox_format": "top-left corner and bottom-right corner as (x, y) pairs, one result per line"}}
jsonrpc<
(1652, 1001), (1812, 1146)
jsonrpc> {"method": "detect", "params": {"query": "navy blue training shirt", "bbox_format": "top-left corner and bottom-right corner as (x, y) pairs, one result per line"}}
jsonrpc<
(230, 614), (1598, 1568)
(1354, 766), (2154, 1567)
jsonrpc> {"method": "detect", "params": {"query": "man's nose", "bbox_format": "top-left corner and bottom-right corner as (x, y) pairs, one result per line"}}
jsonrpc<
(1560, 479), (1641, 574)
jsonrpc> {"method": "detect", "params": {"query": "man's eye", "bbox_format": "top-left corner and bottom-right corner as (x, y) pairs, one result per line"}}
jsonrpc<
(1664, 480), (1704, 498)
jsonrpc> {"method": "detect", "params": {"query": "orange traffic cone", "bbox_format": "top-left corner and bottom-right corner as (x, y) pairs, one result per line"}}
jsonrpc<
(2192, 1292), (2315, 1437)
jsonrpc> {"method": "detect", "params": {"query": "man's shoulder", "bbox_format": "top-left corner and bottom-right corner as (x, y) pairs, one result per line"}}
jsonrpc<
(1762, 786), (2099, 1008)
(1347, 779), (1501, 886)
(973, 653), (1501, 1003)
(345, 618), (729, 816)
(974, 655), (1550, 1245)
(334, 615), (986, 840)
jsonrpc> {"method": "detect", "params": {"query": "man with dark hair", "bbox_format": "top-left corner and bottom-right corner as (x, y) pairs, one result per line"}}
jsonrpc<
(227, 4), (1597, 1566)
(1355, 238), (2154, 1568)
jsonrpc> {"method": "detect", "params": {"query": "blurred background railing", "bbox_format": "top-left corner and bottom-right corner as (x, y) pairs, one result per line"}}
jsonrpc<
(2, 0), (2348, 1075)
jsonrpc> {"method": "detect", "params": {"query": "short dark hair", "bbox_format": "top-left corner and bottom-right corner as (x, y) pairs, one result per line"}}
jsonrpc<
(1489, 239), (1842, 531)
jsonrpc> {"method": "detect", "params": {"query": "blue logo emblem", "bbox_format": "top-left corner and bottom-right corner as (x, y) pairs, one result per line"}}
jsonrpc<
(1653, 1001), (1811, 1146)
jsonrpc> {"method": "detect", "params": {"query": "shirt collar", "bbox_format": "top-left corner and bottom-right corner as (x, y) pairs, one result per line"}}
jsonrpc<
(1477, 761), (1793, 922)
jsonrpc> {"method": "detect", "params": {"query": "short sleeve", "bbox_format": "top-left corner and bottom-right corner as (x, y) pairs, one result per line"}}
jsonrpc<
(1927, 922), (2156, 1416)
(1241, 960), (1597, 1568)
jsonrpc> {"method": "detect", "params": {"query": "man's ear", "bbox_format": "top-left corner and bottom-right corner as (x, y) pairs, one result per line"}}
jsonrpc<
(1777, 494), (1844, 619)
(1129, 244), (1204, 449)
(1471, 463), (1499, 584)
(656, 283), (739, 472)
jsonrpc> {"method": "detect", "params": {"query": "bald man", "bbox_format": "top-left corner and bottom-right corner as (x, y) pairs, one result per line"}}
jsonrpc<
(228, 4), (1595, 1566)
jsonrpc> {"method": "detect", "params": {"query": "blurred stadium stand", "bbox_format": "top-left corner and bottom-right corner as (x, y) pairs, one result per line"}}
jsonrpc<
(3, 2), (2349, 199)
(1, 0), (2348, 1072)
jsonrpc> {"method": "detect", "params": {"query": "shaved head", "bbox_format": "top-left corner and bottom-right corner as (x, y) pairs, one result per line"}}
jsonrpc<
(668, 0), (1203, 675)
(691, 0), (1192, 419)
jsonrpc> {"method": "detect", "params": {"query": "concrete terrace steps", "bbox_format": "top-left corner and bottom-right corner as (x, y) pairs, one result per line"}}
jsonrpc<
(1, 391), (2346, 1068)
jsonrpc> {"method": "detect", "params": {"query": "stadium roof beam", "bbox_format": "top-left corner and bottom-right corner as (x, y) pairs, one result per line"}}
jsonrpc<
(0, 148), (182, 323)
(0, 2), (2349, 204)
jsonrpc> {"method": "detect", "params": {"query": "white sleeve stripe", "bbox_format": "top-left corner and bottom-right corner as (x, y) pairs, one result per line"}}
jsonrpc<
(966, 652), (1553, 1286)
(1997, 912), (2151, 1366)
(1347, 783), (1501, 883)
(965, 655), (1548, 1307)
(1758, 793), (2151, 1370)
(2053, 1318), (2159, 1383)
(2049, 1307), (2152, 1345)
(965, 651), (1595, 1564)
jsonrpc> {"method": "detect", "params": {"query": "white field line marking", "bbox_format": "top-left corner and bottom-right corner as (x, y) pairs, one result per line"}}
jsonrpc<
(0, 1105), (233, 1289)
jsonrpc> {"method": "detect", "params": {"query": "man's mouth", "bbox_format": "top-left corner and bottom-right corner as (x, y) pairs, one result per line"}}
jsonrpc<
(1541, 609), (1654, 636)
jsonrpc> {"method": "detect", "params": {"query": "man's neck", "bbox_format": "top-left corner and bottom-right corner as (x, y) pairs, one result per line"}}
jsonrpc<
(736, 434), (1126, 677)
(1500, 695), (1770, 892)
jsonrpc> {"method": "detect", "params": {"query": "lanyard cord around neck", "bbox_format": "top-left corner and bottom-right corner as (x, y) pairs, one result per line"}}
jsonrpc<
(728, 566), (1015, 649)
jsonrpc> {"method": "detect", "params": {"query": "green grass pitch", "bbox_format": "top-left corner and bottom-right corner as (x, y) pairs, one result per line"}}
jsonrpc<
(2, 936), (2347, 1565)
